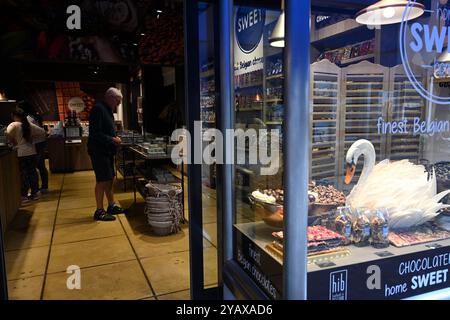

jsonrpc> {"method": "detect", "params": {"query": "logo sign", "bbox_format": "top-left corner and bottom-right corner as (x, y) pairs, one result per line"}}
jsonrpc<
(235, 7), (266, 54)
(68, 97), (86, 112)
(329, 270), (348, 300)
(400, 0), (450, 105)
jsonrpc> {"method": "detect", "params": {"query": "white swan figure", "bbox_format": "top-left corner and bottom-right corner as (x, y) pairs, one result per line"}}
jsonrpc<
(345, 139), (450, 229)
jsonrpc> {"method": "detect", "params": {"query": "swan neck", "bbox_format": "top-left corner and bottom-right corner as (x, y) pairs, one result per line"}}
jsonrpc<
(359, 146), (375, 184)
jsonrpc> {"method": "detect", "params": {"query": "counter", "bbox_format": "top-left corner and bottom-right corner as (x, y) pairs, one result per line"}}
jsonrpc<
(0, 148), (21, 233)
(48, 137), (92, 173)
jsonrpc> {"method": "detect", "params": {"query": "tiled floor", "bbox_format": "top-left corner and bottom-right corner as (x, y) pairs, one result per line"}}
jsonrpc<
(5, 166), (218, 300)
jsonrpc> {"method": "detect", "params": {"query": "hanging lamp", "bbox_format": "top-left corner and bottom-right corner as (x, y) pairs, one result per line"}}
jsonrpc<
(269, 0), (285, 47)
(355, 0), (424, 26)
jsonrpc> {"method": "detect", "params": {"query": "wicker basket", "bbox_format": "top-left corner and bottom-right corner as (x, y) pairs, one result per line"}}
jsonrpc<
(145, 181), (183, 236)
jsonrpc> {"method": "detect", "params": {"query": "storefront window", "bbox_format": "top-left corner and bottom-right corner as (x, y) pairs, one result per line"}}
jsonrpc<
(233, 3), (284, 299)
(199, 1), (219, 289)
(231, 0), (450, 300)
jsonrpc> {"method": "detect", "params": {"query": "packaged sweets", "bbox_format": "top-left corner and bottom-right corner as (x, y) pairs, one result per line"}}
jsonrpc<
(352, 208), (371, 247)
(334, 206), (353, 245)
(370, 208), (390, 249)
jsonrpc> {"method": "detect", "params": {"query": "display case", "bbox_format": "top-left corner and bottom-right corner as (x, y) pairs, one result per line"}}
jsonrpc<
(184, 0), (450, 301)
(310, 59), (341, 186)
(222, 0), (450, 301)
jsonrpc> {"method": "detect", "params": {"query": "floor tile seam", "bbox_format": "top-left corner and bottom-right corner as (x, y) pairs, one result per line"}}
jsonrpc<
(117, 216), (158, 298)
(7, 273), (47, 282)
(155, 288), (191, 299)
(44, 258), (138, 276)
(51, 233), (126, 246)
(5, 244), (50, 253)
(40, 173), (65, 300)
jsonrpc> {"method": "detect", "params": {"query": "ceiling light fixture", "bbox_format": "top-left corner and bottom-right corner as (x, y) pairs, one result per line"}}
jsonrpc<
(437, 50), (450, 63)
(355, 0), (424, 26)
(269, 0), (285, 48)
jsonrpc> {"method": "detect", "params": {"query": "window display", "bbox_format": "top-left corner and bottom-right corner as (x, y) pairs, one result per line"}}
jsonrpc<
(231, 1), (450, 300)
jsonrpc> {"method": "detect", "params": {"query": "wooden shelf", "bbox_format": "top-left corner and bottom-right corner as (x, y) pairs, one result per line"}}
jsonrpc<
(266, 74), (283, 80)
(340, 54), (375, 65)
(265, 98), (283, 103)
(266, 121), (283, 125)
(235, 83), (263, 90)
(200, 69), (215, 78)
(237, 108), (262, 112)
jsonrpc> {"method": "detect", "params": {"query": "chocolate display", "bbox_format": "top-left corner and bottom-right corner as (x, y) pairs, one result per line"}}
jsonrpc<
(269, 226), (348, 263)
(388, 224), (450, 247)
(352, 209), (371, 247)
(253, 182), (344, 207)
(334, 207), (353, 244)
(309, 181), (345, 206)
(256, 188), (284, 204)
(370, 209), (390, 249)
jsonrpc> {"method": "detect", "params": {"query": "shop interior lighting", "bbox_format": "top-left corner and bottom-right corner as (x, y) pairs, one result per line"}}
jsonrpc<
(355, 0), (424, 26)
(269, 0), (285, 48)
(438, 49), (450, 63)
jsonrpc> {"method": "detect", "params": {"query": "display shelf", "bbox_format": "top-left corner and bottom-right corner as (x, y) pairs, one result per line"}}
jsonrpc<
(341, 60), (390, 188)
(117, 166), (135, 179)
(265, 121), (283, 125)
(235, 220), (450, 272)
(235, 83), (263, 90)
(265, 98), (283, 103)
(200, 69), (215, 79)
(310, 60), (341, 186)
(387, 65), (426, 162)
(339, 53), (375, 66)
(266, 74), (283, 80)
(236, 108), (263, 112)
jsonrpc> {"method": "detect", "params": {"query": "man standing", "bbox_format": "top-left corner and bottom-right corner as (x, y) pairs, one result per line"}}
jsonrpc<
(88, 87), (125, 221)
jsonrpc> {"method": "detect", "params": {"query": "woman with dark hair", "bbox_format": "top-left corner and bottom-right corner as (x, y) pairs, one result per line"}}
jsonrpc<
(6, 108), (46, 203)
(19, 100), (49, 193)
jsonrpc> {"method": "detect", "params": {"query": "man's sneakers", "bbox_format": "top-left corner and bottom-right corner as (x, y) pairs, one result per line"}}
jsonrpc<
(107, 203), (126, 215)
(93, 208), (116, 221)
(93, 204), (126, 222)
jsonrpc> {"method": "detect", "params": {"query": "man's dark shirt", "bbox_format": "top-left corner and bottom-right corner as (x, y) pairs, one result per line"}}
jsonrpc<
(88, 101), (116, 156)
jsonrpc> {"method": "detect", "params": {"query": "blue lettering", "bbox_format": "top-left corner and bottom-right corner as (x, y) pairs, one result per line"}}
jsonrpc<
(424, 25), (447, 53)
(410, 22), (423, 52)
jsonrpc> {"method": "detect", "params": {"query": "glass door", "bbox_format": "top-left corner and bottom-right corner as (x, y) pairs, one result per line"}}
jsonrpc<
(184, 0), (221, 300)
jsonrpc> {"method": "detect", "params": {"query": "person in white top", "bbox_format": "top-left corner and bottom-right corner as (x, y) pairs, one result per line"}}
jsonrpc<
(19, 100), (49, 193)
(6, 108), (46, 203)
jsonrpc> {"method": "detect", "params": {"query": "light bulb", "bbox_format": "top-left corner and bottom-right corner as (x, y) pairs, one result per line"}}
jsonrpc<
(383, 7), (396, 19)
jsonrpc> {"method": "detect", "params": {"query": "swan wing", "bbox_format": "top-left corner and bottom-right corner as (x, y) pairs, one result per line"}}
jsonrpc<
(347, 159), (450, 228)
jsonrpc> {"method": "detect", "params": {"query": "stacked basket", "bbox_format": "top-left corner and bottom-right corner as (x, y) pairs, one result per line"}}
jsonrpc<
(145, 181), (183, 236)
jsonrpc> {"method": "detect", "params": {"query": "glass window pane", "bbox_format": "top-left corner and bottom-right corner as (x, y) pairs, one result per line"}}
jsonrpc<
(199, 1), (218, 290)
(307, 1), (450, 300)
(233, 2), (284, 299)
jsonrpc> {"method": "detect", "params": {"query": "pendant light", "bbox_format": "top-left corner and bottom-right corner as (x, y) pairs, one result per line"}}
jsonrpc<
(437, 50), (450, 63)
(355, 0), (424, 26)
(269, 0), (285, 47)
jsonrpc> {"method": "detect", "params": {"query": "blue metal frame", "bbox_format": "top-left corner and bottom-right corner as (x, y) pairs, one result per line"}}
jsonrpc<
(282, 0), (310, 300)
(218, 0), (234, 267)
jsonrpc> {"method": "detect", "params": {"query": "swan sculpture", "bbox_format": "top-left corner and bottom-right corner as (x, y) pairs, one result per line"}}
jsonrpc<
(345, 139), (450, 229)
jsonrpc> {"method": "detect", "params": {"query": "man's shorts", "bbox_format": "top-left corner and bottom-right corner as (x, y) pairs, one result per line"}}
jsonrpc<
(89, 153), (116, 182)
